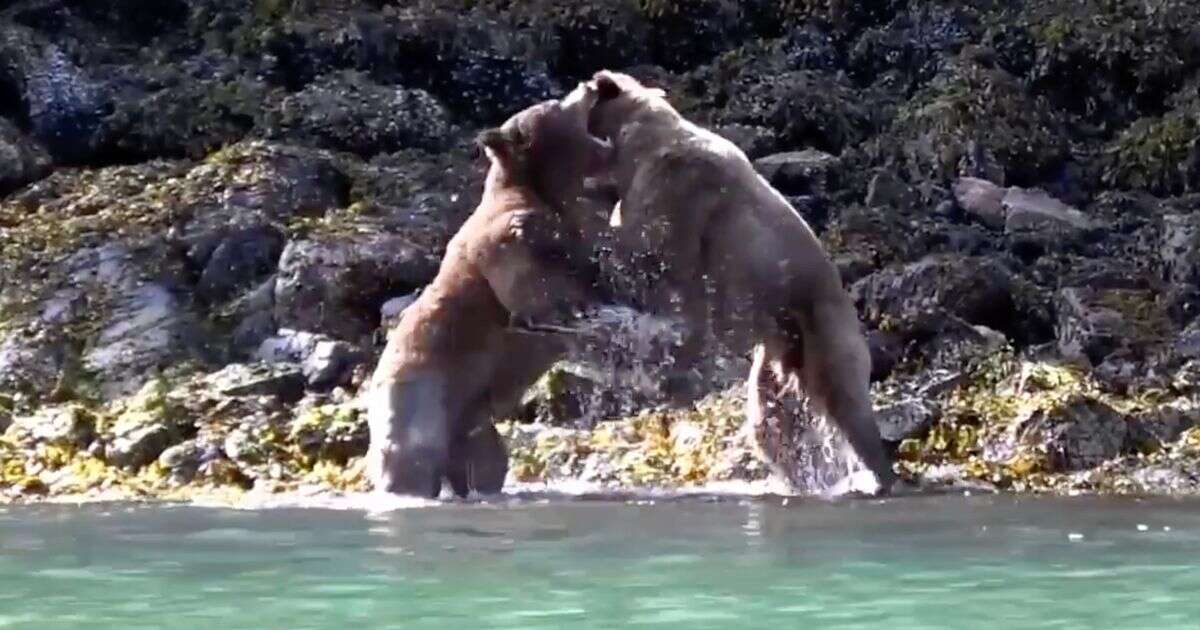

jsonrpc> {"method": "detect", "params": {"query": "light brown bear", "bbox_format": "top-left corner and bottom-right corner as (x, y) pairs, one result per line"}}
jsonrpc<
(577, 70), (898, 494)
(365, 88), (613, 498)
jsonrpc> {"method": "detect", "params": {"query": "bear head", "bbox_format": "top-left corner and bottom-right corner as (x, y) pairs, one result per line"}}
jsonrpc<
(584, 70), (670, 142)
(475, 86), (612, 208)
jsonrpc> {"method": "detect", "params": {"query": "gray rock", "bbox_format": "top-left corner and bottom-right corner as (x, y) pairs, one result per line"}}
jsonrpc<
(302, 339), (367, 391)
(99, 72), (274, 161)
(38, 288), (87, 327)
(193, 225), (285, 304)
(1129, 465), (1199, 495)
(1161, 213), (1200, 287)
(1031, 398), (1130, 471)
(952, 177), (1006, 228)
(1129, 405), (1199, 451)
(202, 143), (350, 225)
(262, 70), (454, 155)
(228, 278), (279, 353)
(81, 282), (205, 397)
(256, 329), (365, 390)
(1055, 287), (1165, 365)
(108, 421), (179, 469)
(981, 396), (1129, 472)
(0, 25), (109, 161)
(0, 117), (51, 194)
(159, 440), (205, 480)
(0, 332), (67, 398)
(274, 234), (440, 342)
(1002, 187), (1094, 234)
(851, 254), (1017, 339)
(5, 405), (95, 449)
(876, 399), (937, 442)
(520, 364), (601, 426)
(257, 328), (324, 364)
(203, 363), (306, 402)
(752, 149), (839, 195)
(865, 171), (917, 209)
(1175, 320), (1200, 360)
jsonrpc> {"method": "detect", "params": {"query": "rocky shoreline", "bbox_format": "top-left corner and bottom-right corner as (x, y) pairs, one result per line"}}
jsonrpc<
(3, 1), (1200, 504)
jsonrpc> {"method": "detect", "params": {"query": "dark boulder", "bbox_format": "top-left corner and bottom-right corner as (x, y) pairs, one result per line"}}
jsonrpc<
(273, 235), (440, 343)
(262, 70), (454, 156)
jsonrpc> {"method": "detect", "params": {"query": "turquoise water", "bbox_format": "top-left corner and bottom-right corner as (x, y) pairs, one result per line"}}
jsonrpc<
(1, 494), (1198, 629)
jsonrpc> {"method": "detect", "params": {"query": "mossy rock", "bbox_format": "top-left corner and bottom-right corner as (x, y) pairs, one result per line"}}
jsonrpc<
(871, 53), (1069, 187)
(1021, 0), (1200, 130)
(105, 378), (190, 469)
(289, 401), (367, 466)
(1101, 107), (1200, 196)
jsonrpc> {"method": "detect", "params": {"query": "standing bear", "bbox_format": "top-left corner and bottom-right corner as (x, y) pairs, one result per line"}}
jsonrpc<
(365, 89), (613, 498)
(578, 70), (898, 495)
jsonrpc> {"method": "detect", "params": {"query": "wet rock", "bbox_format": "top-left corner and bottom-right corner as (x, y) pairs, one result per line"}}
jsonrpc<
(1128, 465), (1200, 495)
(1161, 213), (1200, 287)
(158, 439), (207, 481)
(273, 234), (440, 342)
(952, 176), (1006, 228)
(1002, 187), (1094, 235)
(752, 150), (839, 196)
(262, 71), (453, 156)
(105, 379), (187, 469)
(290, 400), (367, 463)
(192, 225), (285, 304)
(1129, 405), (1199, 452)
(852, 254), (1017, 339)
(203, 363), (306, 403)
(0, 24), (109, 162)
(5, 404), (96, 449)
(877, 399), (937, 443)
(256, 329), (366, 391)
(520, 364), (601, 426)
(0, 117), (50, 194)
(1055, 288), (1170, 365)
(987, 397), (1129, 473)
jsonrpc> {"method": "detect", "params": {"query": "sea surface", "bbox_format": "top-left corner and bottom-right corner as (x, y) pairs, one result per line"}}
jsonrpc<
(1, 493), (1198, 629)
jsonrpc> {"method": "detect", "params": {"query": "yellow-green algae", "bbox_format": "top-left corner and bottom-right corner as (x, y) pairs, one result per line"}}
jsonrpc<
(4, 345), (1200, 504)
(896, 346), (1194, 495)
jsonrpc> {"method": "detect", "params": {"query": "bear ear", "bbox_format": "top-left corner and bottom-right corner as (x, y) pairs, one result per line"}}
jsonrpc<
(475, 127), (511, 156)
(592, 70), (623, 101)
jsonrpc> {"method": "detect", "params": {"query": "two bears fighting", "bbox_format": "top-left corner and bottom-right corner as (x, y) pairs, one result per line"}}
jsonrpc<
(365, 71), (898, 500)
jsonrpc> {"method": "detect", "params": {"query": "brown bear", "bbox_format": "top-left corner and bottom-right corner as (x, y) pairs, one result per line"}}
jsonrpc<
(575, 70), (898, 495)
(365, 88), (613, 499)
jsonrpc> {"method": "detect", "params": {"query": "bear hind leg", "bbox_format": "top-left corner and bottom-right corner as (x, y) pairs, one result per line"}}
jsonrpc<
(447, 421), (509, 498)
